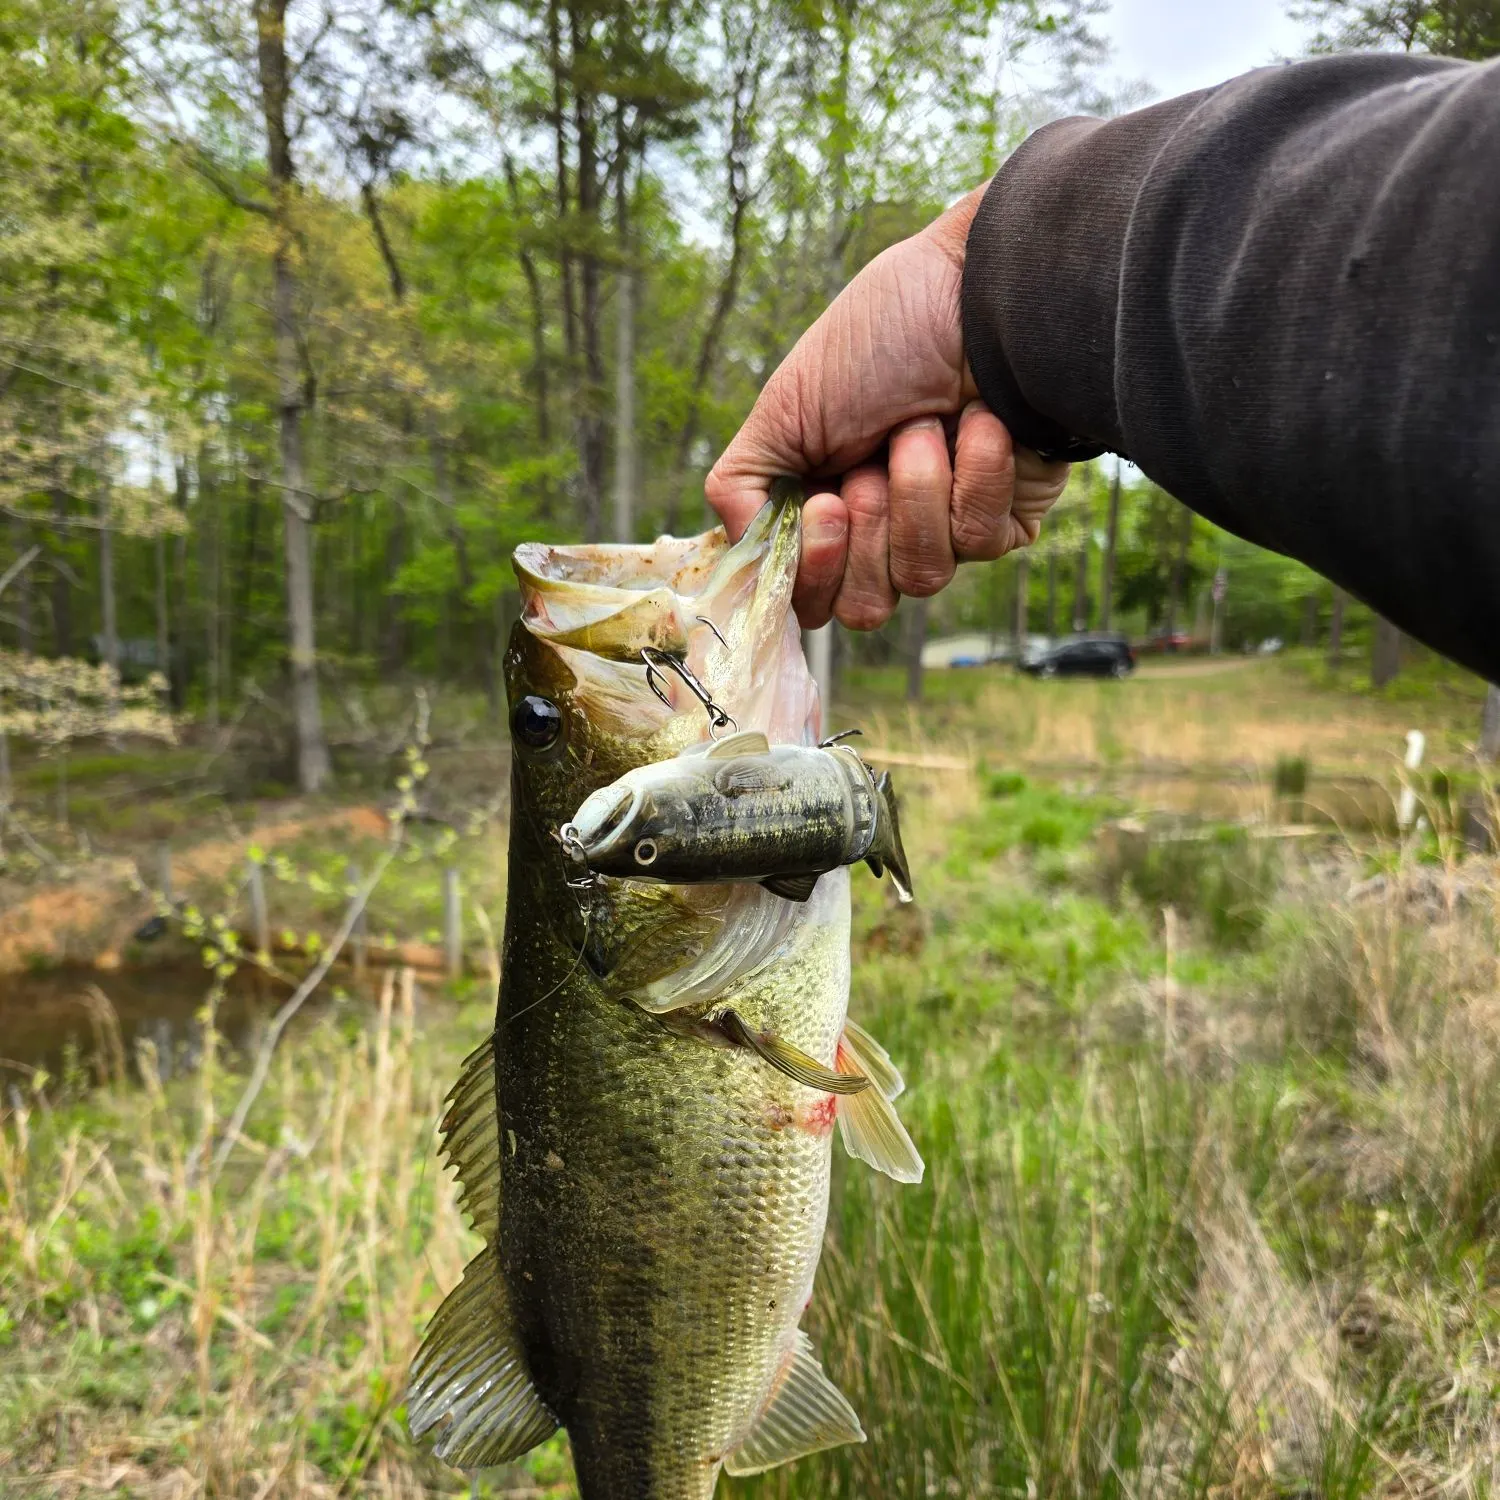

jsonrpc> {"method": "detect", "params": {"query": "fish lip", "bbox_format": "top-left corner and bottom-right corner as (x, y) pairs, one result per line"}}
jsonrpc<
(569, 783), (642, 861)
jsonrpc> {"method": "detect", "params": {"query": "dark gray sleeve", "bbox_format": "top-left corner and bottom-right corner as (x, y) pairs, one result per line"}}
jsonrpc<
(961, 54), (1500, 682)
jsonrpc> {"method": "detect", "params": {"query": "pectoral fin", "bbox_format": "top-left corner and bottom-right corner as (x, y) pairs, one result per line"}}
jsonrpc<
(718, 1009), (869, 1095)
(407, 1248), (557, 1468)
(836, 1024), (924, 1183)
(723, 1331), (865, 1476)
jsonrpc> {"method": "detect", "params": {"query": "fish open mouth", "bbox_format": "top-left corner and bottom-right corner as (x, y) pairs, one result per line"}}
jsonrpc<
(514, 499), (819, 746)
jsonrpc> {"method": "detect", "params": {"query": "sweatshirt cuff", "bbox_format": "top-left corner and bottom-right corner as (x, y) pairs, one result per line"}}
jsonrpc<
(961, 94), (1214, 462)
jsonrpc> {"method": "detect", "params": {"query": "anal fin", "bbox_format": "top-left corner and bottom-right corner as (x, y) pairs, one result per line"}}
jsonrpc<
(407, 1248), (557, 1468)
(836, 1025), (924, 1183)
(842, 1017), (905, 1100)
(723, 1331), (865, 1476)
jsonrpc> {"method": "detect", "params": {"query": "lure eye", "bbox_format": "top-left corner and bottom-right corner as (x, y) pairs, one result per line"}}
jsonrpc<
(633, 838), (658, 867)
(512, 695), (561, 751)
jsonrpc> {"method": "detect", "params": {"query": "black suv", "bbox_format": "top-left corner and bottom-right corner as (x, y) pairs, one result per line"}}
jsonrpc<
(1018, 634), (1135, 679)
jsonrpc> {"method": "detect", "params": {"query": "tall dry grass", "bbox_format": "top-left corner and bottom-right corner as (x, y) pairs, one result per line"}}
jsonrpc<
(0, 971), (495, 1498)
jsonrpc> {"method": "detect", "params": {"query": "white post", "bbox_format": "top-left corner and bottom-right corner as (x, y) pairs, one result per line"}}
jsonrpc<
(347, 860), (367, 979)
(1397, 729), (1426, 833)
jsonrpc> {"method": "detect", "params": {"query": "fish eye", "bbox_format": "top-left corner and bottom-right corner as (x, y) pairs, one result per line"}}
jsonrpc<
(512, 695), (562, 751)
(633, 838), (658, 867)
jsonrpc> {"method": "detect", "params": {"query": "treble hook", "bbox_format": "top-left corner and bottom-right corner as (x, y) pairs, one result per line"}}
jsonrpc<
(696, 615), (729, 651)
(640, 646), (738, 738)
(819, 728), (864, 749)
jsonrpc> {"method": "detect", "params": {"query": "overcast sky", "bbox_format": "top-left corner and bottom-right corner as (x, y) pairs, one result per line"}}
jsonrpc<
(1101, 0), (1317, 101)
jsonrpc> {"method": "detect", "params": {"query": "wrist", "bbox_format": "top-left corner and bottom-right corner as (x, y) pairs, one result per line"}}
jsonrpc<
(924, 182), (989, 272)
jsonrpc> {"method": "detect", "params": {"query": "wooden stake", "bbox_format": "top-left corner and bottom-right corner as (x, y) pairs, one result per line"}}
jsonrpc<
(247, 859), (269, 957)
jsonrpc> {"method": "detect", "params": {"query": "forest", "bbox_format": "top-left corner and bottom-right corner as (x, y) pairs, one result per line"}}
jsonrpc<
(5, 0), (1477, 799)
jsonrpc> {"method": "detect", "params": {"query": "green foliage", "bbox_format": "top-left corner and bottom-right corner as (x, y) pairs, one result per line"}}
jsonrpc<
(1297, 0), (1500, 60)
(1105, 821), (1283, 949)
(1273, 754), (1310, 800)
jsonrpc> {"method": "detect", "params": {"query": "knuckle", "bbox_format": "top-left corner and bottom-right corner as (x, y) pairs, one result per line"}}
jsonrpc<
(890, 557), (956, 597)
(835, 594), (896, 632)
(950, 518), (1005, 562)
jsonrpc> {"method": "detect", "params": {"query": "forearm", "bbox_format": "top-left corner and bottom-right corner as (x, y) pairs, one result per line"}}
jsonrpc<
(962, 54), (1500, 681)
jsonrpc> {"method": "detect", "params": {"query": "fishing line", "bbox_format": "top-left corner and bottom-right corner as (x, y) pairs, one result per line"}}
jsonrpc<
(498, 840), (598, 1032)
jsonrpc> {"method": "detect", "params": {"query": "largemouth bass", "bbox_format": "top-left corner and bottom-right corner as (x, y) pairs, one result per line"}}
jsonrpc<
(407, 499), (922, 1499)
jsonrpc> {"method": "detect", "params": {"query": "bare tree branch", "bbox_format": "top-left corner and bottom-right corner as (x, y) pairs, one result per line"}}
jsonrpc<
(0, 546), (40, 601)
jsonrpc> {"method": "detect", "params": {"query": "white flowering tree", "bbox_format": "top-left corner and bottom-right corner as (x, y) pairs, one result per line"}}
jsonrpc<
(0, 652), (176, 845)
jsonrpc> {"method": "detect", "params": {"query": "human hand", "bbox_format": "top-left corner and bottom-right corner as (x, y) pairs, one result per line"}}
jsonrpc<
(705, 185), (1071, 629)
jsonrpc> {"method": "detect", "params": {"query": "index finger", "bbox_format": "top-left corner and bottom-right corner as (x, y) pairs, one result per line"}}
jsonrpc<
(705, 418), (801, 544)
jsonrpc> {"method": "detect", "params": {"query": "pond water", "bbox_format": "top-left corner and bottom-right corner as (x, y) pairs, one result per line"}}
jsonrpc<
(0, 963), (300, 1097)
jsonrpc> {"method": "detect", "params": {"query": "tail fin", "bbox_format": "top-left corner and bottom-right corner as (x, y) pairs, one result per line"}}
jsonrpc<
(864, 770), (913, 903)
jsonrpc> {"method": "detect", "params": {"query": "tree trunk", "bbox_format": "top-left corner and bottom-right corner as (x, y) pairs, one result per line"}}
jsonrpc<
(613, 136), (636, 545)
(1072, 535), (1089, 632)
(1013, 552), (1029, 655)
(99, 511), (118, 678)
(1045, 548), (1058, 637)
(1166, 502), (1192, 637)
(1480, 684), (1500, 762)
(662, 27), (759, 533)
(1327, 587), (1346, 667)
(1300, 592), (1318, 647)
(904, 597), (928, 702)
(255, 0), (328, 792)
(1371, 616), (1402, 688)
(1098, 467), (1120, 630)
(154, 533), (169, 684)
(173, 494), (190, 706)
(50, 482), (71, 658)
(11, 517), (32, 652)
(570, 10), (607, 542)
(381, 505), (407, 674)
(503, 156), (551, 454)
(200, 455), (220, 729)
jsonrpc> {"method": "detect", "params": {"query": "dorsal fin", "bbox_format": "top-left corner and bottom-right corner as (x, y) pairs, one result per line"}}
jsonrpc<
(407, 1248), (557, 1468)
(705, 728), (771, 758)
(437, 1037), (500, 1239)
(835, 1026), (924, 1183)
(723, 1331), (865, 1476)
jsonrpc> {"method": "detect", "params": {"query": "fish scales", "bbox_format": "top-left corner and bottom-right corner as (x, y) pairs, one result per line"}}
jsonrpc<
(408, 499), (921, 1499)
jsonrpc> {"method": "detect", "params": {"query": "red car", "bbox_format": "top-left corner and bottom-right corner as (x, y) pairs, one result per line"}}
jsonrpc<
(1137, 630), (1193, 653)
